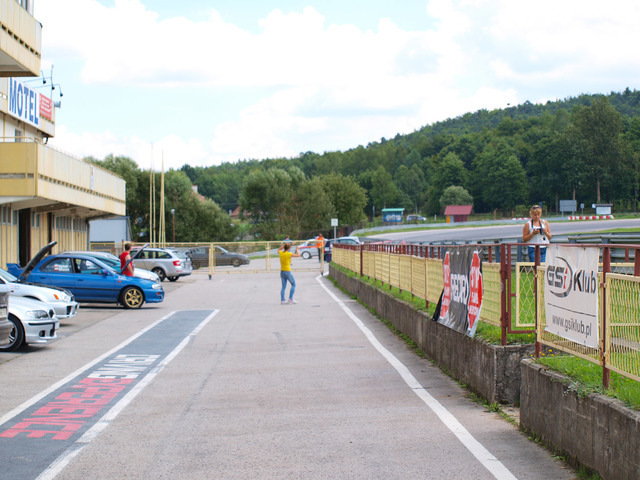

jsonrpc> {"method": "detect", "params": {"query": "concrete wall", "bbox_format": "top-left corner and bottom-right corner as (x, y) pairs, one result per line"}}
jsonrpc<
(329, 265), (532, 404)
(520, 360), (640, 480)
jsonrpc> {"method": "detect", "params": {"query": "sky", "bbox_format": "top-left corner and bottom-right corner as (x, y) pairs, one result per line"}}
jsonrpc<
(32, 0), (640, 171)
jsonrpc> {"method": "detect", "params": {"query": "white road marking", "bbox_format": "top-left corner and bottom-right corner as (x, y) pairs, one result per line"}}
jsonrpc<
(317, 276), (518, 480)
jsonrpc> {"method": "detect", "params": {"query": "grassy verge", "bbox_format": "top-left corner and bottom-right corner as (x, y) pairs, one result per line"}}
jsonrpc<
(536, 354), (640, 410)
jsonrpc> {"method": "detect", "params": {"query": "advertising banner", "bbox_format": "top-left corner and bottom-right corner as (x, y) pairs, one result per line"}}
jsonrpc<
(438, 246), (483, 337)
(544, 245), (599, 348)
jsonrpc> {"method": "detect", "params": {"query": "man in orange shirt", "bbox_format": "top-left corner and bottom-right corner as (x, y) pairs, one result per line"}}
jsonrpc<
(316, 234), (325, 263)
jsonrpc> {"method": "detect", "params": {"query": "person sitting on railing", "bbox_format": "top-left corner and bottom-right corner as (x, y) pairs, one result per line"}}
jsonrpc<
(522, 204), (552, 262)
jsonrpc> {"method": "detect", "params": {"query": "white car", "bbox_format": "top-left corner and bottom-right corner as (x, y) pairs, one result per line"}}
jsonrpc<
(0, 296), (60, 352)
(60, 251), (161, 283)
(0, 267), (79, 320)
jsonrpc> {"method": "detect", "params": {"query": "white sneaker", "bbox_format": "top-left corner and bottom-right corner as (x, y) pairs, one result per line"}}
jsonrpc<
(281, 301), (288, 305)
(288, 298), (297, 304)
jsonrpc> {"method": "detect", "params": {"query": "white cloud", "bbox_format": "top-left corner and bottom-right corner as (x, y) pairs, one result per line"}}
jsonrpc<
(36, 0), (640, 168)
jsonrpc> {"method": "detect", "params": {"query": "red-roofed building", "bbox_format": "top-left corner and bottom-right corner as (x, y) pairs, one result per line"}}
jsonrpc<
(444, 205), (473, 223)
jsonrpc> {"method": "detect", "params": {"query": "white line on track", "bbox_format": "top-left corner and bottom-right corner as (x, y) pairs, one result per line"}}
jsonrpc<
(316, 276), (518, 480)
(34, 309), (219, 480)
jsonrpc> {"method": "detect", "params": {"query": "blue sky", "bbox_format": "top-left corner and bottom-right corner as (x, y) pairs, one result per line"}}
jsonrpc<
(33, 0), (640, 171)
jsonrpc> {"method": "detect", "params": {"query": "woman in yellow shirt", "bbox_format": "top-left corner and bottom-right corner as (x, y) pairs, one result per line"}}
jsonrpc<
(278, 242), (300, 304)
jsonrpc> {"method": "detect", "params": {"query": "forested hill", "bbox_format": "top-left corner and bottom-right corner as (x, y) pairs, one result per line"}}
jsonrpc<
(181, 88), (640, 222)
(404, 88), (640, 140)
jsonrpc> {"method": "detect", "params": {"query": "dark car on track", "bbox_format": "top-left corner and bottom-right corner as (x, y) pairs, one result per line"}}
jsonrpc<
(7, 242), (164, 309)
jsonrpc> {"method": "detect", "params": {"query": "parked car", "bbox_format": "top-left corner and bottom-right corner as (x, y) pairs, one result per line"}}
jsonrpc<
(130, 247), (192, 282)
(186, 246), (250, 269)
(297, 238), (321, 260)
(323, 236), (362, 262)
(0, 267), (79, 320)
(1, 295), (59, 352)
(7, 244), (164, 309)
(406, 214), (427, 222)
(60, 251), (160, 283)
(0, 284), (11, 348)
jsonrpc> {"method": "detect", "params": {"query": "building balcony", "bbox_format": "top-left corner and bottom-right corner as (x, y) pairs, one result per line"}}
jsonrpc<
(0, 0), (42, 77)
(0, 140), (126, 217)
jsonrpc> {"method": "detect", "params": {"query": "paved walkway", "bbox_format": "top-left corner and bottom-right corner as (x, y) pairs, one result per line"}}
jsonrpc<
(0, 268), (578, 479)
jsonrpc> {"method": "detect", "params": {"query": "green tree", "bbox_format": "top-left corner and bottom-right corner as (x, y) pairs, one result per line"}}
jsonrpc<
(572, 97), (624, 202)
(440, 186), (473, 212)
(370, 166), (399, 210)
(395, 164), (427, 213)
(471, 142), (528, 213)
(320, 174), (368, 226)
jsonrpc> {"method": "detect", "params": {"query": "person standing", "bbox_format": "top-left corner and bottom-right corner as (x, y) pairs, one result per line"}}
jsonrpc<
(278, 242), (300, 304)
(522, 204), (552, 262)
(120, 243), (135, 276)
(316, 234), (325, 263)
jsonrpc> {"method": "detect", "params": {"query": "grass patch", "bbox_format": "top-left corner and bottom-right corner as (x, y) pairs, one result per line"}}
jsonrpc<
(536, 354), (640, 410)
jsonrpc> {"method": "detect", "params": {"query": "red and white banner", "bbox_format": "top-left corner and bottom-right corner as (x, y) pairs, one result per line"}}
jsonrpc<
(438, 247), (483, 337)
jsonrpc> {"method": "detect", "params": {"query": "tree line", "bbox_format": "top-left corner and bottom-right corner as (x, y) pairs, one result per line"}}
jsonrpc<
(89, 89), (640, 241)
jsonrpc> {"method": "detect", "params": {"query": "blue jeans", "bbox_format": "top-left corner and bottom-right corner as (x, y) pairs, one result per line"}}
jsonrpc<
(280, 271), (296, 301)
(527, 246), (547, 263)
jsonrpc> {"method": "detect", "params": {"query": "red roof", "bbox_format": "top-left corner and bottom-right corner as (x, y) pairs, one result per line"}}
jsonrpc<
(444, 205), (473, 215)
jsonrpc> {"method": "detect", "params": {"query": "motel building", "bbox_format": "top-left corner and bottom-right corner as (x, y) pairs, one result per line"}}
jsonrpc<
(0, 1), (125, 269)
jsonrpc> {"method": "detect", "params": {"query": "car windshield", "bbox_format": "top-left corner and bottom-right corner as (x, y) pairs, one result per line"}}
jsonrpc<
(215, 246), (230, 254)
(0, 268), (18, 282)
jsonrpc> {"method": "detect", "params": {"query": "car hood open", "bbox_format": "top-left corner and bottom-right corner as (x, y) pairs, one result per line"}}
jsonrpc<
(17, 241), (57, 283)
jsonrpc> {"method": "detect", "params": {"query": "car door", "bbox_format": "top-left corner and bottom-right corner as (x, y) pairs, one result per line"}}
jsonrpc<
(72, 257), (118, 302)
(29, 257), (78, 293)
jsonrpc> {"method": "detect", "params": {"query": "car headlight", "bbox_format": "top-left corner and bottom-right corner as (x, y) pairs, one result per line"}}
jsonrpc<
(26, 309), (50, 319)
(152, 283), (163, 290)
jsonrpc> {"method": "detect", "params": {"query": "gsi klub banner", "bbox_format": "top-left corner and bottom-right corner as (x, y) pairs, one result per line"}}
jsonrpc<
(544, 245), (599, 348)
(438, 247), (483, 337)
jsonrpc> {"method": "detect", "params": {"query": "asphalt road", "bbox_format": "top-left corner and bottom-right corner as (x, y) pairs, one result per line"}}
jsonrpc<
(0, 269), (579, 479)
(364, 217), (640, 244)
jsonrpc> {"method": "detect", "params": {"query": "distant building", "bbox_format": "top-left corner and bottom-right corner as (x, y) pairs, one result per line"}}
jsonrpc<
(89, 216), (131, 248)
(444, 205), (473, 223)
(0, 2), (125, 267)
(382, 208), (404, 224)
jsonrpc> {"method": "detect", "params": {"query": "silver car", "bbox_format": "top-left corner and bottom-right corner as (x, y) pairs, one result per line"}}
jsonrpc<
(0, 267), (79, 320)
(1, 296), (59, 352)
(130, 247), (192, 282)
(0, 285), (11, 348)
(60, 251), (161, 283)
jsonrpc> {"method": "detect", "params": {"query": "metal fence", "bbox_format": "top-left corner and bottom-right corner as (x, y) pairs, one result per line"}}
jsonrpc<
(90, 241), (325, 278)
(333, 242), (640, 386)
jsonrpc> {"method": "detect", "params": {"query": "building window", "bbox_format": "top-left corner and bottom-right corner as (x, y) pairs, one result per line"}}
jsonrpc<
(15, 129), (22, 143)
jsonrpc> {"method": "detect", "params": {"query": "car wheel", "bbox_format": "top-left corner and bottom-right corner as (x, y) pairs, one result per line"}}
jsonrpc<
(168, 276), (179, 282)
(121, 286), (144, 309)
(0, 315), (25, 351)
(152, 267), (166, 282)
(232, 258), (241, 267)
(301, 251), (311, 260)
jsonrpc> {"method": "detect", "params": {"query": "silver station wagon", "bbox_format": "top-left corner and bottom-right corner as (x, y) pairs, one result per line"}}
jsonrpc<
(130, 247), (192, 282)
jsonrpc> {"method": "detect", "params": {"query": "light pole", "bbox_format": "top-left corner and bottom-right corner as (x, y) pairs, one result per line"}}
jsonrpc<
(170, 209), (175, 244)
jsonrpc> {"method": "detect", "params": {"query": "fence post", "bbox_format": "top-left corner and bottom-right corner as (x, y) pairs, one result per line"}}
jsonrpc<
(602, 246), (611, 389)
(634, 246), (640, 277)
(500, 243), (508, 346)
